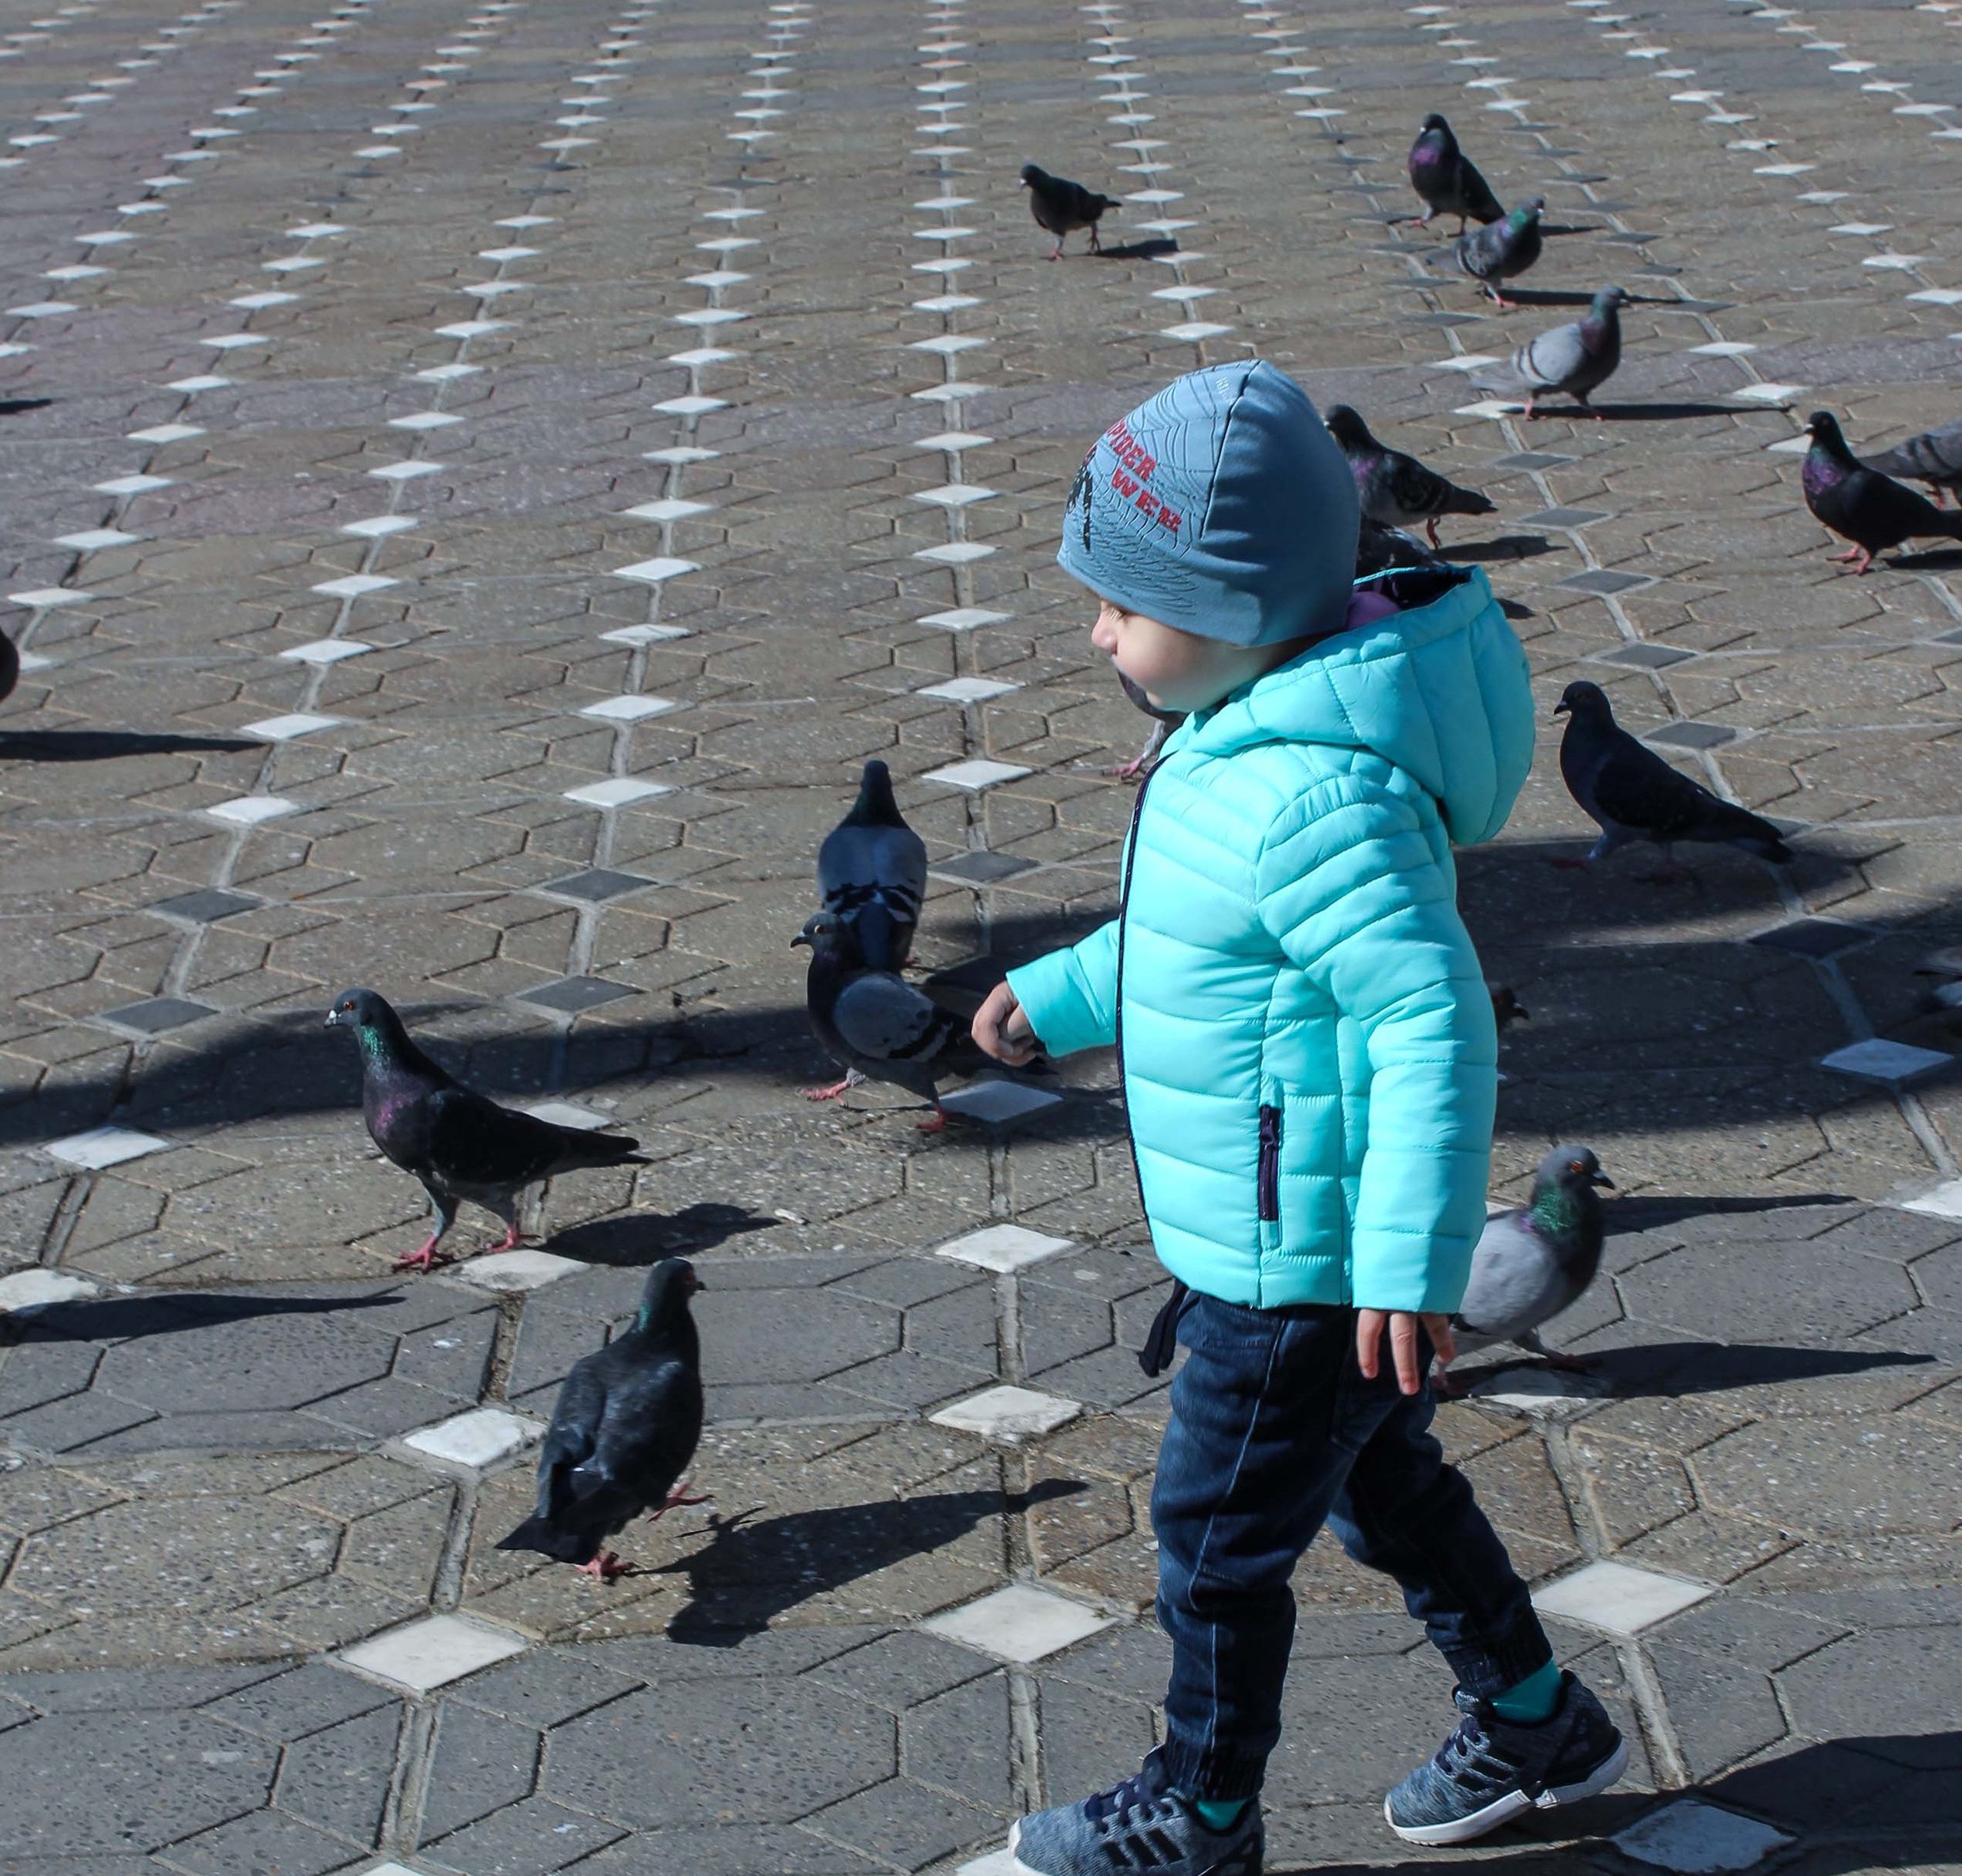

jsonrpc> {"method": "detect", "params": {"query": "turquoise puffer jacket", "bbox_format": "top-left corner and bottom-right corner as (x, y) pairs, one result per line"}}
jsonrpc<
(1006, 567), (1534, 1314)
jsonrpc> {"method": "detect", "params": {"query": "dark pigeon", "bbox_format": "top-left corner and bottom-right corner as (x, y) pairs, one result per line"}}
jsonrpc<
(1862, 419), (1962, 507)
(1803, 409), (1962, 575)
(1407, 112), (1504, 233)
(498, 1257), (707, 1582)
(1488, 982), (1530, 1034)
(1453, 196), (1544, 307)
(1494, 283), (1629, 418)
(0, 629), (17, 708)
(1437, 1145), (1615, 1396)
(793, 910), (994, 1130)
(1915, 945), (1962, 1030)
(1326, 404), (1496, 548)
(818, 758), (927, 973)
(1555, 681), (1792, 875)
(1021, 162), (1121, 260)
(1112, 667), (1183, 782)
(324, 987), (648, 1271)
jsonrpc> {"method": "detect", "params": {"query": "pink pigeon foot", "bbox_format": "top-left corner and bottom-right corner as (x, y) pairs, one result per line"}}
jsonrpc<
(393, 1237), (444, 1274)
(1106, 755), (1152, 782)
(575, 1551), (631, 1583)
(800, 1077), (854, 1102)
(480, 1223), (532, 1252)
(916, 1101), (949, 1134)
(646, 1479), (711, 1521)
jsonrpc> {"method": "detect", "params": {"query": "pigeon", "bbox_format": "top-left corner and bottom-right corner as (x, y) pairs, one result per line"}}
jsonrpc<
(1554, 680), (1792, 875)
(1355, 515), (1447, 578)
(1325, 404), (1497, 548)
(818, 759), (927, 973)
(1803, 410), (1962, 575)
(1494, 283), (1629, 418)
(497, 1257), (707, 1582)
(793, 910), (994, 1130)
(1488, 982), (1530, 1035)
(324, 987), (649, 1271)
(1436, 1145), (1615, 1397)
(1861, 419), (1962, 507)
(1111, 667), (1185, 782)
(1406, 112), (1504, 233)
(1913, 946), (1962, 1029)
(1021, 162), (1121, 260)
(1453, 196), (1544, 307)
(0, 629), (17, 708)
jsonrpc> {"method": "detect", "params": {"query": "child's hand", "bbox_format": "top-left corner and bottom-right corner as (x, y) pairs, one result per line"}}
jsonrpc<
(1356, 1309), (1457, 1395)
(972, 981), (1039, 1065)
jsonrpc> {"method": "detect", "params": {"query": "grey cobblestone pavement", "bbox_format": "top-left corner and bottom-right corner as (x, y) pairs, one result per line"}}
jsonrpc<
(1, 0), (1958, 1871)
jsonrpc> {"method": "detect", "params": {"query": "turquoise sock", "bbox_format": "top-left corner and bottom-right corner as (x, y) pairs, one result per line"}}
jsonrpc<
(1490, 1659), (1563, 1725)
(1192, 1795), (1249, 1831)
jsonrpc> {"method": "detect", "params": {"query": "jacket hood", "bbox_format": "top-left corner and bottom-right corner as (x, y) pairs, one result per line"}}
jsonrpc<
(1176, 564), (1535, 846)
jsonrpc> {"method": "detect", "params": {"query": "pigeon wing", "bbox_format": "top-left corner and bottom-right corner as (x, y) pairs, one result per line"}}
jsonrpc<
(830, 971), (954, 1064)
(1454, 1213), (1568, 1346)
(424, 1087), (589, 1195)
(570, 1350), (703, 1528)
(1458, 154), (1504, 223)
(1585, 733), (1745, 842)
(1512, 320), (1588, 393)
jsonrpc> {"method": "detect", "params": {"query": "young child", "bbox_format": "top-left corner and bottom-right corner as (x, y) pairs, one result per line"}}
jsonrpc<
(971, 361), (1625, 1876)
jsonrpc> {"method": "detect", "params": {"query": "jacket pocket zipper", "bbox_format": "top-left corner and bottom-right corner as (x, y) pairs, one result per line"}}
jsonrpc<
(1256, 1104), (1282, 1223)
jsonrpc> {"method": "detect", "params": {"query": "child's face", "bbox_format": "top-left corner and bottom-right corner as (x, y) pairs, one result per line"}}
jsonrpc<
(1091, 598), (1281, 714)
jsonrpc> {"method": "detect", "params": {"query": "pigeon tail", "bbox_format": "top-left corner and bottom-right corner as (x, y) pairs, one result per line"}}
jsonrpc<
(544, 1128), (649, 1173)
(496, 1513), (599, 1564)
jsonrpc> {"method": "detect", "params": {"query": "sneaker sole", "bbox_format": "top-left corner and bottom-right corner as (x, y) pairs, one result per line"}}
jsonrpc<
(1383, 1736), (1628, 1848)
(1006, 1814), (1266, 1875)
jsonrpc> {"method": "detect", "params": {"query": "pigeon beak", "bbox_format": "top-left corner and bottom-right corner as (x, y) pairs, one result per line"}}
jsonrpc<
(1552, 702), (1570, 719)
(324, 1009), (344, 1028)
(1590, 1171), (1617, 1189)
(790, 933), (810, 950)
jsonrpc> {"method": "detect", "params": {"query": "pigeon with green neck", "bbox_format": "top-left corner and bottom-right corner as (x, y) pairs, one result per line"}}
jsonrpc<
(325, 987), (648, 1271)
(1435, 1146), (1615, 1399)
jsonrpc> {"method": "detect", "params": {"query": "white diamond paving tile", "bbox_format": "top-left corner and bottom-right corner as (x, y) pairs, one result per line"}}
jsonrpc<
(919, 607), (1010, 631)
(1900, 1176), (1962, 1219)
(523, 1101), (614, 1131)
(400, 1406), (543, 1471)
(1531, 1559), (1713, 1634)
(918, 676), (1019, 703)
(931, 1385), (1083, 1442)
(563, 778), (674, 808)
(0, 1269), (102, 1314)
(612, 556), (699, 583)
(923, 759), (1031, 790)
(1612, 1801), (1794, 1874)
(937, 1223), (1075, 1273)
(336, 1613), (529, 1693)
(941, 1081), (1063, 1124)
(281, 639), (374, 665)
(1820, 1038), (1951, 1084)
(921, 1584), (1116, 1663)
(449, 1248), (585, 1287)
(206, 796), (301, 825)
(579, 695), (682, 722)
(44, 1126), (171, 1170)
(243, 713), (341, 742)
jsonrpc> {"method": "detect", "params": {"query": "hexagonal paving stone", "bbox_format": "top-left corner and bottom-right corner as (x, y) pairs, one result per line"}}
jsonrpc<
(1692, 1415), (1961, 1538)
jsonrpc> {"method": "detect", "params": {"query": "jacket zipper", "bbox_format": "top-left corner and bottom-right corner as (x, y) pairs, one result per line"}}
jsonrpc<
(1256, 1103), (1282, 1223)
(1112, 763), (1156, 1221)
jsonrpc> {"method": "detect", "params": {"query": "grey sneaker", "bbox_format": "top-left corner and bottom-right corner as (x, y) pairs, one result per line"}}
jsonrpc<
(1384, 1671), (1627, 1846)
(1009, 1748), (1263, 1876)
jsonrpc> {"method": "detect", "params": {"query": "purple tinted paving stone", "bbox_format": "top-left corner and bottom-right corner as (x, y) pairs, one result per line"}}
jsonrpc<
(1558, 569), (1655, 595)
(535, 869), (653, 902)
(1645, 722), (1737, 750)
(96, 997), (215, 1034)
(1601, 643), (1695, 668)
(515, 976), (636, 1013)
(931, 851), (1037, 885)
(152, 888), (260, 921)
(1518, 508), (1606, 529)
(1749, 920), (1866, 958)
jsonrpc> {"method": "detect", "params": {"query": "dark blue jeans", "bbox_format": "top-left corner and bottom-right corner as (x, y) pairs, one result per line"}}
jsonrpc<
(1151, 1294), (1553, 1802)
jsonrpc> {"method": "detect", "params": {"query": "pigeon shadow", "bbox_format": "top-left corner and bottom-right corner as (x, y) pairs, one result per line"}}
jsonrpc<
(1491, 286), (1600, 308)
(1095, 237), (1180, 260)
(1887, 547), (1962, 571)
(0, 398), (52, 417)
(549, 1202), (777, 1267)
(1602, 1191), (1857, 1231)
(1567, 1341), (1936, 1399)
(2, 1288), (406, 1348)
(657, 1479), (1086, 1642)
(1588, 400), (1749, 422)
(1447, 534), (1556, 562)
(0, 729), (263, 763)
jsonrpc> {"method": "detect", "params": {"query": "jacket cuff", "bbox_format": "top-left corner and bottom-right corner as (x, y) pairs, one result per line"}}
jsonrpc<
(1005, 940), (1116, 1059)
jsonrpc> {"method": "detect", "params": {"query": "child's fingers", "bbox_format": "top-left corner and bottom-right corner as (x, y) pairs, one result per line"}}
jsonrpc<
(1355, 1308), (1383, 1379)
(1390, 1315), (1424, 1395)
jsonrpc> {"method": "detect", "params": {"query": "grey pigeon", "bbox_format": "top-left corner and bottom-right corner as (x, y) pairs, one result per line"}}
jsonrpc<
(0, 628), (17, 707)
(1021, 162), (1121, 260)
(1803, 410), (1962, 575)
(1326, 404), (1496, 548)
(325, 987), (648, 1271)
(818, 758), (927, 973)
(1437, 1145), (1615, 1395)
(793, 910), (993, 1130)
(1555, 681), (1791, 875)
(1497, 284), (1629, 417)
(498, 1257), (707, 1582)
(1453, 196), (1544, 307)
(1407, 112), (1504, 234)
(1862, 419), (1962, 507)
(1112, 667), (1183, 782)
